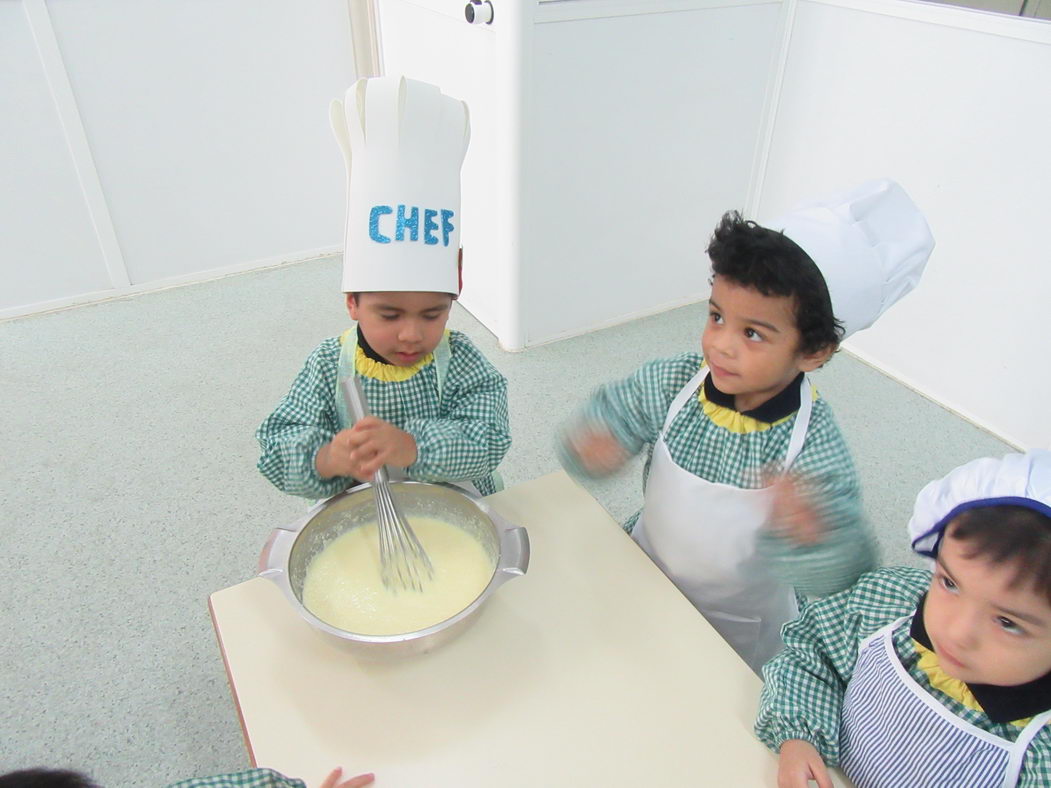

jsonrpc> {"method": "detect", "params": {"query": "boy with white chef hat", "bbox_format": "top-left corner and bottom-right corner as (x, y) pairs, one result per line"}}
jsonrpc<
(757, 450), (1051, 788)
(257, 75), (510, 498)
(558, 179), (934, 673)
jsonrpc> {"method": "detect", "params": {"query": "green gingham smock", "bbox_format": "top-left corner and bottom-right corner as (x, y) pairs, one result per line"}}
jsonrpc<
(755, 567), (1051, 786)
(557, 352), (876, 597)
(257, 329), (509, 499)
(169, 768), (305, 788)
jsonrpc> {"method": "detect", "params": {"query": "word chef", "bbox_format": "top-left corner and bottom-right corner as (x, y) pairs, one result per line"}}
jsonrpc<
(369, 205), (456, 246)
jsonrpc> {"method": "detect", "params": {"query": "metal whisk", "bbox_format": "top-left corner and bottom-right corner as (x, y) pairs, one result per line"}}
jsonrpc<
(341, 376), (434, 592)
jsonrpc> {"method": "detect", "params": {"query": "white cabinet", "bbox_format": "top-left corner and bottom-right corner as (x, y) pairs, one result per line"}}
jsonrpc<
(376, 0), (782, 349)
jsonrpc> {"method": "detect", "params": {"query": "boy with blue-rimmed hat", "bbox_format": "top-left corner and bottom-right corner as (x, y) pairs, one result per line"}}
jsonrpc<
(757, 450), (1051, 788)
(558, 179), (934, 673)
(257, 75), (510, 499)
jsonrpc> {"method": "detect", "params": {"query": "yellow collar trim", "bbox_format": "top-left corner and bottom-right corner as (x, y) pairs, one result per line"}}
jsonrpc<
(339, 328), (434, 382)
(697, 378), (794, 434)
(914, 640), (1033, 727)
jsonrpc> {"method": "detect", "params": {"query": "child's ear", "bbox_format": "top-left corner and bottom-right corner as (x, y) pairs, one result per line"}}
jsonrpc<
(346, 293), (359, 320)
(799, 344), (836, 372)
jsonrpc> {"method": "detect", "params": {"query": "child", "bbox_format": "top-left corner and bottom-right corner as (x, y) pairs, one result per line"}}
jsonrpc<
(257, 76), (510, 499)
(756, 450), (1051, 788)
(0, 765), (373, 788)
(169, 766), (373, 788)
(558, 180), (934, 672)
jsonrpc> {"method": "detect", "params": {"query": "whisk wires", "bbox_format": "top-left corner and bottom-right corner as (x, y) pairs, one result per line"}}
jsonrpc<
(374, 468), (434, 592)
(341, 374), (434, 593)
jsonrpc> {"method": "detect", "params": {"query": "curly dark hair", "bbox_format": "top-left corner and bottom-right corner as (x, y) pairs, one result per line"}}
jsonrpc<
(706, 210), (843, 357)
(949, 505), (1051, 607)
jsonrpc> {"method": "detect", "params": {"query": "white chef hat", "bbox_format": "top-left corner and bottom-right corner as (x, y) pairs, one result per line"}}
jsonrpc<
(330, 75), (470, 295)
(770, 179), (935, 339)
(908, 450), (1051, 558)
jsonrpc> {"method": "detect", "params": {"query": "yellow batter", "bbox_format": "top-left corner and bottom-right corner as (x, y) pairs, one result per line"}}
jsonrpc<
(302, 517), (495, 635)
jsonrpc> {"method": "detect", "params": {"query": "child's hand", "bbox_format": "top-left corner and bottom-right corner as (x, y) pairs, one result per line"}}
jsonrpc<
(767, 473), (824, 546)
(316, 417), (418, 480)
(568, 427), (628, 476)
(778, 739), (832, 788)
(319, 767), (375, 788)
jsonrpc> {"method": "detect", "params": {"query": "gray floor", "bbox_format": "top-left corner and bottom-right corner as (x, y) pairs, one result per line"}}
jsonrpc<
(1, 256), (1011, 786)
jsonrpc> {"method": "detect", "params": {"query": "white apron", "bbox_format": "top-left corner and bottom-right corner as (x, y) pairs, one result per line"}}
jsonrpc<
(840, 618), (1051, 788)
(632, 368), (812, 673)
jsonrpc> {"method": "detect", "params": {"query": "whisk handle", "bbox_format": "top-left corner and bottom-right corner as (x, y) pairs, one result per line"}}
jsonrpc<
(342, 375), (395, 485)
(341, 376), (371, 424)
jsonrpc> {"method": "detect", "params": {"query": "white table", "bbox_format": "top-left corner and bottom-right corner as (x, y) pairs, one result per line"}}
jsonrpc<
(209, 471), (850, 786)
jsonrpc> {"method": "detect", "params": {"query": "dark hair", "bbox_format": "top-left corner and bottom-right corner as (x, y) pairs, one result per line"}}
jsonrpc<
(948, 505), (1051, 606)
(706, 211), (844, 357)
(0, 770), (99, 788)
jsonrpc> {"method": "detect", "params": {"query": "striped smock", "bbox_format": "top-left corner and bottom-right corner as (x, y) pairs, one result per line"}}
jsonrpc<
(841, 617), (1051, 787)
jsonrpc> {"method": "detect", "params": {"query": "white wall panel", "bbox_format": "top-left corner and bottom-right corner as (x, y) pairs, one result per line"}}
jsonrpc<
(44, 0), (356, 286)
(759, 0), (1051, 448)
(1, 2), (111, 311)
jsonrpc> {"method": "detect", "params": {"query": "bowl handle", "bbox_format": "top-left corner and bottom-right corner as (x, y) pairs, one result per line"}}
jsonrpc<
(495, 526), (530, 583)
(258, 527), (298, 577)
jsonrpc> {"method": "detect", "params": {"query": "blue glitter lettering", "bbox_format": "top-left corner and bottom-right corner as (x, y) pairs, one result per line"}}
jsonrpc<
(369, 205), (392, 243)
(440, 210), (455, 247)
(423, 209), (439, 245)
(395, 205), (419, 242)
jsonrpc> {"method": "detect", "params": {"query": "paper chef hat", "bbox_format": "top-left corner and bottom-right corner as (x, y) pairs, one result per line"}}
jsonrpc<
(908, 450), (1051, 558)
(770, 179), (935, 339)
(331, 75), (470, 295)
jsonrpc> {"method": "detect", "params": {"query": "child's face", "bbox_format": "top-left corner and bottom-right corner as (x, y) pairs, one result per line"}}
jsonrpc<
(701, 276), (831, 412)
(924, 528), (1051, 686)
(347, 291), (453, 367)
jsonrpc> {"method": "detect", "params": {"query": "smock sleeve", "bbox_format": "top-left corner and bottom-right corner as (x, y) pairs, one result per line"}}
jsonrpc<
(167, 767), (306, 788)
(256, 340), (355, 499)
(401, 332), (510, 486)
(1019, 733), (1051, 787)
(556, 354), (697, 479)
(758, 400), (878, 597)
(755, 567), (928, 764)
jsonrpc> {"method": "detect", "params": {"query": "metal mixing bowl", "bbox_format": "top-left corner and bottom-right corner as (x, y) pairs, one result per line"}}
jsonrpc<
(258, 480), (529, 656)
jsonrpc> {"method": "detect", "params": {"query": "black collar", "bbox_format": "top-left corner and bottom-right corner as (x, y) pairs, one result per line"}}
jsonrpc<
(356, 325), (392, 366)
(703, 371), (804, 424)
(911, 596), (1051, 723)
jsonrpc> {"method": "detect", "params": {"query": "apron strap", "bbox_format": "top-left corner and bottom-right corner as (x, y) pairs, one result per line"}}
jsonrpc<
(783, 375), (812, 470)
(433, 330), (452, 401)
(335, 329), (358, 430)
(860, 615), (911, 655)
(662, 368), (813, 473)
(1001, 709), (1051, 788)
(661, 367), (709, 433)
(334, 328), (451, 429)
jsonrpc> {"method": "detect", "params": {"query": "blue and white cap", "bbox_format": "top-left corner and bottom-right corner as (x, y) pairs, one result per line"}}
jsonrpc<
(770, 179), (935, 339)
(331, 75), (470, 295)
(908, 450), (1051, 558)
